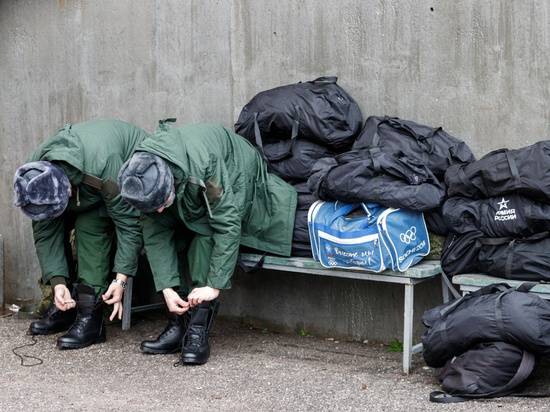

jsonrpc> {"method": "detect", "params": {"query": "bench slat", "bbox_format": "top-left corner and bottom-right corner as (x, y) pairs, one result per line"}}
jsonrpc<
(240, 254), (441, 279)
(453, 273), (550, 295)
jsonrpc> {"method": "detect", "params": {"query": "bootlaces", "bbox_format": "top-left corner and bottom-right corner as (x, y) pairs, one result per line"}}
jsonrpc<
(66, 299), (104, 333)
(12, 331), (44, 367)
(173, 327), (206, 367)
(158, 313), (190, 337)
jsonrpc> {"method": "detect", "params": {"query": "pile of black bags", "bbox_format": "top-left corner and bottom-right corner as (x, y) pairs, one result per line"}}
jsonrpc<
(441, 141), (550, 281)
(235, 76), (478, 256)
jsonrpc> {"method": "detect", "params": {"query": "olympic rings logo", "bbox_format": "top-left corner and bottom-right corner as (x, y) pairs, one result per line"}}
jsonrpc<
(400, 226), (417, 244)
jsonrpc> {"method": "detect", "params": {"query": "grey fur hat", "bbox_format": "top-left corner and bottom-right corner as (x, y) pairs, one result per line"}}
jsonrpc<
(13, 161), (71, 221)
(118, 151), (174, 213)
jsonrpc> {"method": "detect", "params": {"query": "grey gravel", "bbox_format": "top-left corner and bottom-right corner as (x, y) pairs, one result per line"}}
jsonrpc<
(1, 309), (549, 412)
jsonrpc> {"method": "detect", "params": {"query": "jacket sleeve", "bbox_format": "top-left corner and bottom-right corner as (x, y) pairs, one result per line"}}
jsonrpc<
(32, 217), (69, 284)
(102, 154), (143, 276)
(191, 156), (242, 290)
(140, 211), (183, 292)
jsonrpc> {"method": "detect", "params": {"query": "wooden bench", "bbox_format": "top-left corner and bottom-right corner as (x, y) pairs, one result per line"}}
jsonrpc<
(452, 273), (550, 300)
(238, 253), (447, 374)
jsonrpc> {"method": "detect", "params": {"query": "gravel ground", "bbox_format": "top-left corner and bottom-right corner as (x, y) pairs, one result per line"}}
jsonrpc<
(1, 309), (549, 412)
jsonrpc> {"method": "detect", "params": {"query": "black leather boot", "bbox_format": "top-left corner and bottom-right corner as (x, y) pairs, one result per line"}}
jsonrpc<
(57, 283), (106, 349)
(179, 300), (220, 365)
(141, 311), (190, 354)
(29, 288), (77, 335)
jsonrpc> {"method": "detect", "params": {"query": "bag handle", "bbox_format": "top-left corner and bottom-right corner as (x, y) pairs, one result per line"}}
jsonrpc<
(237, 251), (266, 274)
(506, 150), (522, 191)
(477, 232), (550, 279)
(430, 349), (539, 403)
(326, 202), (375, 229)
(311, 76), (338, 84)
(374, 117), (440, 159)
(252, 107), (300, 162)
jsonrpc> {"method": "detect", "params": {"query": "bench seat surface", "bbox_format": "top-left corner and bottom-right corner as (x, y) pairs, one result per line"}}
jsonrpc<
(239, 253), (442, 279)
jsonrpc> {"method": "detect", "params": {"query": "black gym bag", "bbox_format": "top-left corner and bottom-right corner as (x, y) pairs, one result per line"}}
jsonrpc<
(235, 76), (363, 150)
(422, 283), (550, 368)
(430, 341), (543, 403)
(445, 141), (550, 201)
(352, 115), (475, 180)
(307, 149), (446, 212)
(442, 193), (550, 238)
(477, 232), (550, 281)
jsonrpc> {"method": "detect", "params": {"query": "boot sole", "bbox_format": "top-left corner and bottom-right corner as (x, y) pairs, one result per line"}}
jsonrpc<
(57, 335), (107, 349)
(29, 326), (70, 335)
(140, 345), (182, 355)
(181, 356), (208, 365)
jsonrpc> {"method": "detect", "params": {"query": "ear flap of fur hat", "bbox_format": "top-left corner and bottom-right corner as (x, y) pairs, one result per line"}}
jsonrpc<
(13, 161), (71, 221)
(118, 152), (174, 213)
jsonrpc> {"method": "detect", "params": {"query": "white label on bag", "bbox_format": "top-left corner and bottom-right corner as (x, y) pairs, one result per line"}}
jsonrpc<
(318, 231), (379, 245)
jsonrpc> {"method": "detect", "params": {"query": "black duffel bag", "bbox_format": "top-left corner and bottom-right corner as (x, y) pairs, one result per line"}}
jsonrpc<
(442, 193), (550, 238)
(430, 342), (540, 403)
(352, 116), (475, 180)
(422, 283), (550, 368)
(235, 76), (363, 150)
(477, 232), (550, 281)
(440, 230), (484, 276)
(260, 138), (335, 182)
(307, 149), (446, 212)
(445, 141), (550, 201)
(290, 182), (316, 257)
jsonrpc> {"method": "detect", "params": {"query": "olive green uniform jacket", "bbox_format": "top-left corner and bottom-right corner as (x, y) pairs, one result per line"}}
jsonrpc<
(138, 122), (297, 292)
(28, 120), (148, 285)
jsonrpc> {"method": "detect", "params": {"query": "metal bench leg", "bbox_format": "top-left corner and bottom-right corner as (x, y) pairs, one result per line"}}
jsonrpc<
(402, 282), (414, 374)
(121, 276), (133, 331)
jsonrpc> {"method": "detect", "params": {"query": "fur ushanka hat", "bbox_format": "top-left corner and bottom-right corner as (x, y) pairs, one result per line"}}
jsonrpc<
(118, 151), (174, 213)
(13, 161), (71, 221)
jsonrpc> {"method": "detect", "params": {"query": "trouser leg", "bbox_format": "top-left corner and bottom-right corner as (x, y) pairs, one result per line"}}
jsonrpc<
(74, 207), (114, 294)
(140, 226), (191, 354)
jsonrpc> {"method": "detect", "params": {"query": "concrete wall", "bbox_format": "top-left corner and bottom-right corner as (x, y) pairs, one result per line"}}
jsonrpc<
(2, 0), (550, 339)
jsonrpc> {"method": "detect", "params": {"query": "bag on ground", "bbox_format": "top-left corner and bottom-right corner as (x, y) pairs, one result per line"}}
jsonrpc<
(430, 342), (538, 403)
(422, 283), (550, 368)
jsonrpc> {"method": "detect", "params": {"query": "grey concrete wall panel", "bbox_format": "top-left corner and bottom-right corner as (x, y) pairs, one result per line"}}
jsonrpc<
(2, 0), (549, 339)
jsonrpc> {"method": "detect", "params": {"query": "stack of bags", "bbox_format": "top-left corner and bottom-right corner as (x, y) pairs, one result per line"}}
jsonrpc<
(441, 141), (550, 281)
(235, 77), (481, 260)
(234, 76), (363, 257)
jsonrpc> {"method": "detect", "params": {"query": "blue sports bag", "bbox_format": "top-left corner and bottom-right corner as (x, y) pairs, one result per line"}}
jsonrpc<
(308, 201), (430, 272)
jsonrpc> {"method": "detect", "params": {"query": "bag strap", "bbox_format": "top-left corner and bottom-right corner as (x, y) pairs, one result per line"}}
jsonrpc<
(440, 270), (461, 300)
(252, 106), (300, 163)
(374, 117), (440, 167)
(429, 350), (539, 403)
(237, 251), (266, 274)
(506, 150), (522, 191)
(477, 232), (550, 279)
(457, 167), (479, 198)
(311, 76), (338, 84)
(429, 391), (469, 403)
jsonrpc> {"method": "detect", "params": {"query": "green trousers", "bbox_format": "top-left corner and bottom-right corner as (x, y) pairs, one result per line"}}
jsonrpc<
(74, 207), (115, 294)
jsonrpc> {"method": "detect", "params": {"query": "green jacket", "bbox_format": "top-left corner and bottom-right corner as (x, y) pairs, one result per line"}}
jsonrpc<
(138, 122), (297, 291)
(29, 119), (148, 284)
